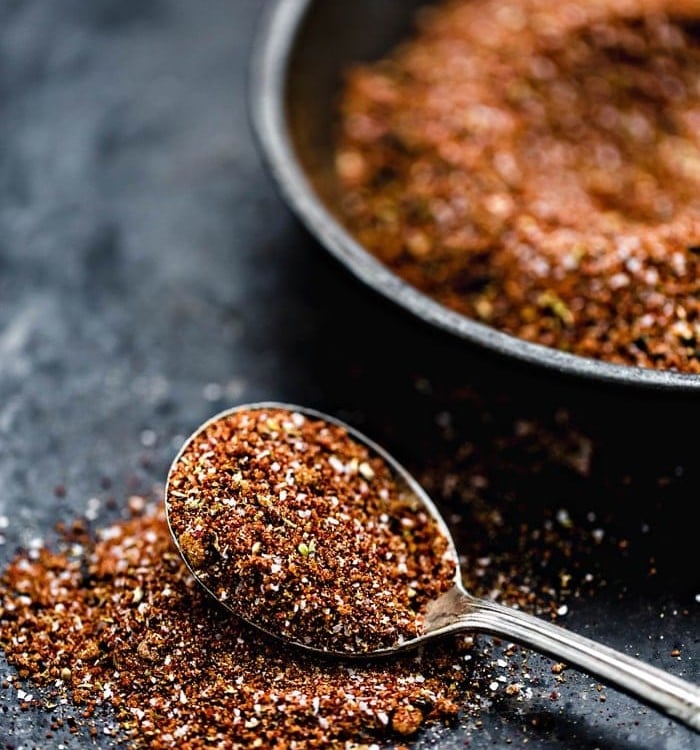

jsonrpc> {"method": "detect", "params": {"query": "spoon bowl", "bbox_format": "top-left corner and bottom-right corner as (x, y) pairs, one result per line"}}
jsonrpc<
(166, 403), (700, 731)
(166, 401), (458, 658)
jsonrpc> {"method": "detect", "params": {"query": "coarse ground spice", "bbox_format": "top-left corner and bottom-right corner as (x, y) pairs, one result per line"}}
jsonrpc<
(0, 507), (468, 749)
(336, 0), (700, 372)
(166, 407), (456, 654)
(1, 391), (695, 746)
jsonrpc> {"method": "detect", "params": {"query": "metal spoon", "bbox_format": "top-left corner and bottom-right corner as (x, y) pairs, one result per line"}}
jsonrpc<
(165, 402), (700, 732)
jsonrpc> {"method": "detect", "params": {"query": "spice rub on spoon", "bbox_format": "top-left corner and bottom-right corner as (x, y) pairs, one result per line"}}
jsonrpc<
(166, 403), (700, 731)
(166, 404), (455, 654)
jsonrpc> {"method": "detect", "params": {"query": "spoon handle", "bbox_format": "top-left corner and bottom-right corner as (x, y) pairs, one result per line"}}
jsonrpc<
(427, 588), (700, 731)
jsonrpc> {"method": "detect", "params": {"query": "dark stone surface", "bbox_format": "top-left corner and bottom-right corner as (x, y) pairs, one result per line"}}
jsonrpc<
(0, 1), (697, 748)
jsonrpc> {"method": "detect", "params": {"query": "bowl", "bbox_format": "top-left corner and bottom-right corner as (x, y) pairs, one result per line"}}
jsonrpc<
(250, 0), (700, 392)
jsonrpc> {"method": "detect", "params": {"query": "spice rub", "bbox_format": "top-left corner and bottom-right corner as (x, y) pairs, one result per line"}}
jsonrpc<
(166, 407), (456, 654)
(0, 508), (466, 748)
(336, 0), (700, 372)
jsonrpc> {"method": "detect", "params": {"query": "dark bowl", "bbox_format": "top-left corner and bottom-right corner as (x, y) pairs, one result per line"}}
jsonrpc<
(250, 0), (700, 392)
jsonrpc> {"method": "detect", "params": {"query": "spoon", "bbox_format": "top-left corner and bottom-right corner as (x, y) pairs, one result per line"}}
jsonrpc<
(165, 402), (700, 732)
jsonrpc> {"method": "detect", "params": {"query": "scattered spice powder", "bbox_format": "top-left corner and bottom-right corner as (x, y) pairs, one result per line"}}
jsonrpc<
(1, 390), (694, 745)
(0, 507), (468, 748)
(166, 407), (456, 653)
(336, 0), (700, 372)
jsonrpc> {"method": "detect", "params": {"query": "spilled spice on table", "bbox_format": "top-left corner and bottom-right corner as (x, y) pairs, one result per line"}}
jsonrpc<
(0, 506), (467, 748)
(3, 391), (694, 745)
(336, 0), (700, 372)
(0, 405), (598, 748)
(166, 407), (455, 654)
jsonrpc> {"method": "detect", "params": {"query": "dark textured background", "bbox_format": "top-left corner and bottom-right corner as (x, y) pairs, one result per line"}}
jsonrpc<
(0, 1), (698, 748)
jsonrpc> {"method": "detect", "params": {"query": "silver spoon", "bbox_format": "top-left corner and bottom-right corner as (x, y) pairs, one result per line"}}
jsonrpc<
(165, 402), (700, 732)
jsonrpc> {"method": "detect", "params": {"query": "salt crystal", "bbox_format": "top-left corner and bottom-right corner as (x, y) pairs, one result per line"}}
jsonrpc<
(328, 456), (345, 473)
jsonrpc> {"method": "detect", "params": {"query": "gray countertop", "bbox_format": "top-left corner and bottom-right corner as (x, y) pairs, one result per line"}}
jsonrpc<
(0, 1), (698, 748)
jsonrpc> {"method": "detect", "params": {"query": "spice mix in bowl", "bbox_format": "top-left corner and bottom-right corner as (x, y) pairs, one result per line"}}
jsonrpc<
(335, 0), (700, 374)
(254, 0), (700, 388)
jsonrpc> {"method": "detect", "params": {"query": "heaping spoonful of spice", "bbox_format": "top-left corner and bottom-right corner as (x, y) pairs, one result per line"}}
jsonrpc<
(165, 403), (700, 731)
